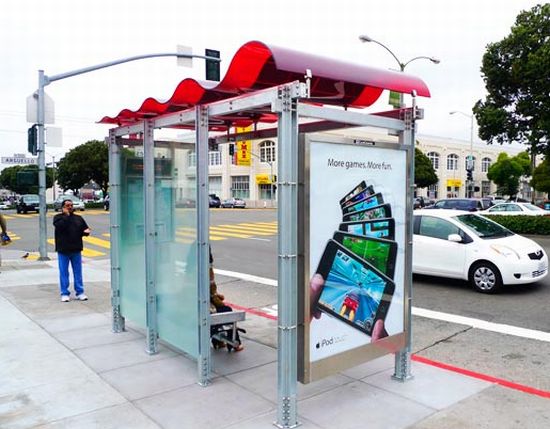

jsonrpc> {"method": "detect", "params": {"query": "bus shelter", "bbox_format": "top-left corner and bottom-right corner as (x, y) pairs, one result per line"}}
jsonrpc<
(101, 40), (429, 428)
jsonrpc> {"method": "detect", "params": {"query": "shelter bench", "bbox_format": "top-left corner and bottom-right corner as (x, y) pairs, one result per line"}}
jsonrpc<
(209, 310), (246, 350)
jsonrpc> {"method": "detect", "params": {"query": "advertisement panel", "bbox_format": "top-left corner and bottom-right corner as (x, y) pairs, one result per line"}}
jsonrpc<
(299, 135), (410, 383)
(235, 126), (252, 166)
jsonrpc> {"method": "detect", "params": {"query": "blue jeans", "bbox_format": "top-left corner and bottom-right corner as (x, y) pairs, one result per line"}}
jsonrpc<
(58, 252), (84, 296)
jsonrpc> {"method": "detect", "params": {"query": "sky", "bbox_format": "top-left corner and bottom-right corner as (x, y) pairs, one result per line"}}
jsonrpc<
(0, 0), (543, 167)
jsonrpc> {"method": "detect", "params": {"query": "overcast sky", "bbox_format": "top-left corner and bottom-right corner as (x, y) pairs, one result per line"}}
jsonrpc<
(0, 0), (542, 165)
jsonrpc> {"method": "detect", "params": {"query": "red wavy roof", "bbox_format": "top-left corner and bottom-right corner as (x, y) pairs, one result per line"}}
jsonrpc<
(99, 40), (430, 127)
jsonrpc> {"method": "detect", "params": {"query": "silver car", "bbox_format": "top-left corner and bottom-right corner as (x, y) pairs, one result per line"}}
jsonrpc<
(53, 195), (85, 211)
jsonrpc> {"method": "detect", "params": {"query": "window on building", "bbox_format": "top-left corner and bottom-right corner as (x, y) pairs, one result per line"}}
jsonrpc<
(427, 152), (440, 170)
(259, 184), (276, 200)
(209, 176), (222, 195)
(481, 157), (491, 173)
(231, 176), (249, 199)
(428, 184), (438, 199)
(465, 156), (476, 171)
(209, 151), (222, 166)
(187, 152), (196, 167)
(259, 140), (276, 163)
(482, 180), (491, 197)
(447, 154), (459, 171)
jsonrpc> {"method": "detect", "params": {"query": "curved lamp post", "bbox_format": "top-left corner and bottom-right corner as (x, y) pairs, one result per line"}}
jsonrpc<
(358, 34), (439, 106)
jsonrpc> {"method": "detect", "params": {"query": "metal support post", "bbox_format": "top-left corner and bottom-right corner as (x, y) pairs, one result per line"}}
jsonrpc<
(143, 120), (158, 354)
(109, 132), (125, 333)
(393, 97), (416, 382)
(275, 85), (300, 428)
(196, 105), (211, 386)
(37, 70), (49, 260)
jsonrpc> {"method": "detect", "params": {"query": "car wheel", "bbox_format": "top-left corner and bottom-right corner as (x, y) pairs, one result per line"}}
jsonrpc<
(469, 261), (502, 294)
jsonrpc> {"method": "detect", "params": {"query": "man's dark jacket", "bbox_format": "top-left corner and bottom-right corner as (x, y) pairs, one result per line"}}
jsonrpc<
(53, 213), (89, 253)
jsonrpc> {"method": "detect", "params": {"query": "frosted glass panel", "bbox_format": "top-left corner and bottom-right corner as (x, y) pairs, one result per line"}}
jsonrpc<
(119, 150), (146, 327)
(155, 144), (198, 357)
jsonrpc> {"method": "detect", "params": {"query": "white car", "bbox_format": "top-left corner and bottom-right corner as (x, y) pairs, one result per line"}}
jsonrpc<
(481, 202), (550, 216)
(413, 209), (548, 293)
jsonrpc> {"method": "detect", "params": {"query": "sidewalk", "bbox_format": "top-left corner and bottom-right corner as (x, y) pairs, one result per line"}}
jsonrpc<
(0, 251), (547, 428)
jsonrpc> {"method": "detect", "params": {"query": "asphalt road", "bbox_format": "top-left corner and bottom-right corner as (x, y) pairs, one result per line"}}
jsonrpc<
(4, 207), (549, 334)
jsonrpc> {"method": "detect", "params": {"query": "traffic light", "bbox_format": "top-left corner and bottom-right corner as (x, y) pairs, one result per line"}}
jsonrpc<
(205, 49), (220, 81)
(208, 138), (218, 151)
(467, 170), (473, 181)
(228, 143), (235, 156)
(28, 125), (37, 156)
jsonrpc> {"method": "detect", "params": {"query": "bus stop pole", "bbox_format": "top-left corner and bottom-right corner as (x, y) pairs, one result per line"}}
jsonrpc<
(393, 98), (416, 381)
(143, 119), (158, 354)
(196, 105), (211, 385)
(108, 131), (125, 333)
(275, 85), (300, 428)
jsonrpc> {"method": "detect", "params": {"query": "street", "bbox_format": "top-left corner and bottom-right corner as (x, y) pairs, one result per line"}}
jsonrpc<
(2, 207), (550, 392)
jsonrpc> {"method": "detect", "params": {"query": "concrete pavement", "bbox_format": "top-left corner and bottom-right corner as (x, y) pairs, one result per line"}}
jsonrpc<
(1, 248), (549, 428)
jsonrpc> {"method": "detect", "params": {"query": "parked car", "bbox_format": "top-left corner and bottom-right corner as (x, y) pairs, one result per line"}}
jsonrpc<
(16, 194), (40, 214)
(425, 198), (487, 212)
(53, 195), (85, 211)
(221, 198), (246, 208)
(0, 201), (11, 210)
(209, 194), (221, 208)
(413, 196), (434, 209)
(413, 209), (548, 293)
(481, 202), (550, 217)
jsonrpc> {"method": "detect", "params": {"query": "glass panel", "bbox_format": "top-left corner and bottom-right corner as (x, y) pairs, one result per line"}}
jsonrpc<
(119, 147), (146, 327)
(155, 140), (198, 357)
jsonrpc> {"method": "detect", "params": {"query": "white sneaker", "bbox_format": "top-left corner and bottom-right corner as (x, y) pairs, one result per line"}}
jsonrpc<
(61, 295), (70, 302)
(76, 294), (88, 301)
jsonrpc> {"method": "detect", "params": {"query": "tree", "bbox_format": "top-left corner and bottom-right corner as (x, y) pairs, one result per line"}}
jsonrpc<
(473, 4), (550, 157)
(531, 159), (550, 196)
(0, 164), (54, 194)
(57, 140), (109, 196)
(486, 152), (527, 197)
(414, 148), (438, 189)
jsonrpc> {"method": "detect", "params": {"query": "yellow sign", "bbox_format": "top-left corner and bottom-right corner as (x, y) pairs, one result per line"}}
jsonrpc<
(235, 126), (252, 166)
(446, 179), (462, 187)
(256, 174), (272, 184)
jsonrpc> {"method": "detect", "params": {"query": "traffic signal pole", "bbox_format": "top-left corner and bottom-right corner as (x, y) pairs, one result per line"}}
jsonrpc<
(34, 51), (220, 260)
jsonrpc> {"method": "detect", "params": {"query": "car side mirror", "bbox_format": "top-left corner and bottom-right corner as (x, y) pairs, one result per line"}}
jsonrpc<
(448, 234), (462, 243)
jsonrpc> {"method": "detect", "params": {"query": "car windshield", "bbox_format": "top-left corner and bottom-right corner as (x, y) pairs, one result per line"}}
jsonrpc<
(454, 214), (514, 239)
(24, 195), (39, 202)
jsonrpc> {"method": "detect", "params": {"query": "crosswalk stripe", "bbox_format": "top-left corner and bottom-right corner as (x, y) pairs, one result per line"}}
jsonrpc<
(236, 223), (277, 231)
(207, 230), (251, 238)
(102, 233), (111, 237)
(47, 238), (106, 257)
(176, 230), (225, 241)
(214, 225), (275, 235)
(2, 215), (15, 220)
(83, 236), (111, 249)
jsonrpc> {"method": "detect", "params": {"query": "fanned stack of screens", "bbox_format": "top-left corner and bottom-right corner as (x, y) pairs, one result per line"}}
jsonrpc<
(314, 181), (398, 336)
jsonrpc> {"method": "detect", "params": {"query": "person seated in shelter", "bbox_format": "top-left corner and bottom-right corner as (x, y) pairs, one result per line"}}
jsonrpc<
(209, 246), (244, 352)
(0, 213), (12, 245)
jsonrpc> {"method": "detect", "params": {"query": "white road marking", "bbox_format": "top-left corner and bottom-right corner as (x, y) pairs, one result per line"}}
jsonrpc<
(215, 269), (550, 343)
(245, 237), (271, 242)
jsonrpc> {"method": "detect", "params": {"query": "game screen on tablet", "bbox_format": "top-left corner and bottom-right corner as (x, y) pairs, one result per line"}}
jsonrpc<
(318, 249), (387, 334)
(338, 235), (394, 276)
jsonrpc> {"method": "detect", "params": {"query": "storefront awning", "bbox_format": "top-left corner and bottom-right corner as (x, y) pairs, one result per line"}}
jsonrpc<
(99, 40), (430, 128)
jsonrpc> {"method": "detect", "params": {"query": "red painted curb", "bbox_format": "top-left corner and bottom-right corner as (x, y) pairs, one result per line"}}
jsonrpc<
(226, 301), (550, 400)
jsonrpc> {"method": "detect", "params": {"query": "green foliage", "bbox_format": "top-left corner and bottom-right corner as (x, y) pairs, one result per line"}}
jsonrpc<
(487, 152), (529, 197)
(483, 214), (550, 235)
(473, 4), (550, 155)
(84, 202), (105, 209)
(0, 164), (54, 194)
(414, 148), (438, 189)
(531, 159), (550, 195)
(57, 140), (109, 196)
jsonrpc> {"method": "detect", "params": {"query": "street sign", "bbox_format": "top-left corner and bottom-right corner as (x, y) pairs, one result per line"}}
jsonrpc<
(1, 155), (37, 165)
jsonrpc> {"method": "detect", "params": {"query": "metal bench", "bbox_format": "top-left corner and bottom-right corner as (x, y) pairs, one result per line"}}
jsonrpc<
(209, 310), (246, 350)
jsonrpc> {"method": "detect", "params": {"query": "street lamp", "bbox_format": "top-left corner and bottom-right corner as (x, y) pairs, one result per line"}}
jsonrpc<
(449, 111), (475, 197)
(358, 34), (440, 106)
(34, 51), (220, 260)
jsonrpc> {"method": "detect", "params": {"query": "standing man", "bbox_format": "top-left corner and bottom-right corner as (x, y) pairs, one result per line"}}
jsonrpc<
(53, 199), (91, 302)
